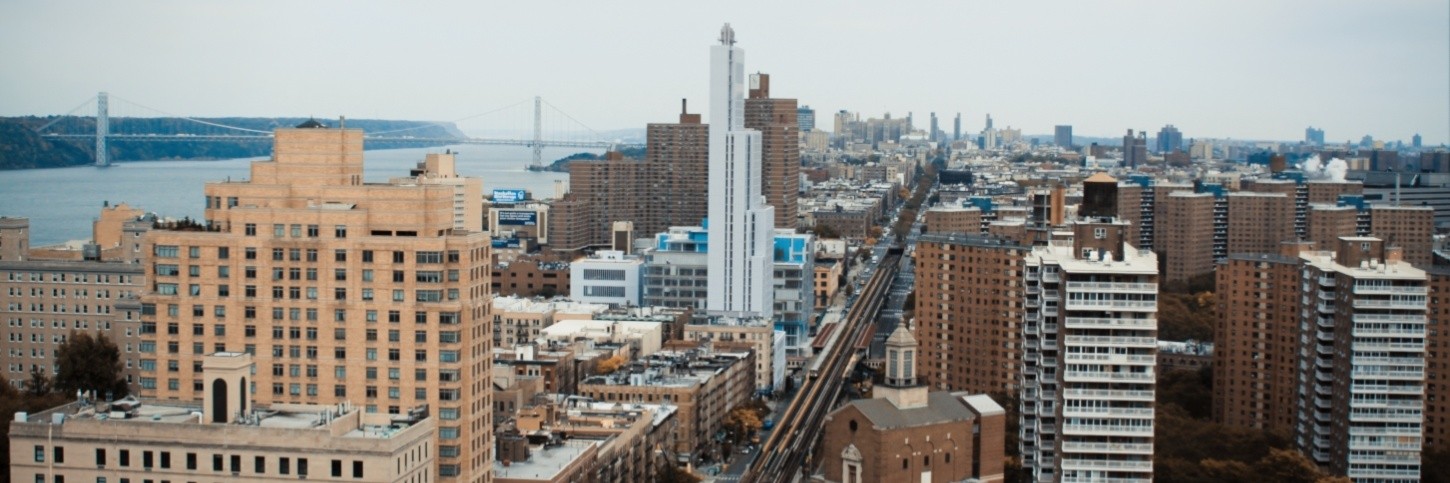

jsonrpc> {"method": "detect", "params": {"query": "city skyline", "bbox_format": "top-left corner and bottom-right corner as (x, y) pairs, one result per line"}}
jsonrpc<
(1, 1), (1446, 144)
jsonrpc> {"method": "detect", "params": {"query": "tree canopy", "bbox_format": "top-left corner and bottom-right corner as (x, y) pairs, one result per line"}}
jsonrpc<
(54, 331), (128, 399)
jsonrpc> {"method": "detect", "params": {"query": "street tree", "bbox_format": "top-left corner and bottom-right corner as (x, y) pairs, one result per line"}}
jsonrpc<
(54, 331), (128, 399)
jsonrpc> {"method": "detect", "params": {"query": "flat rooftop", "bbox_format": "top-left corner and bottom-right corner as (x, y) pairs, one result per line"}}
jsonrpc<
(494, 440), (596, 480)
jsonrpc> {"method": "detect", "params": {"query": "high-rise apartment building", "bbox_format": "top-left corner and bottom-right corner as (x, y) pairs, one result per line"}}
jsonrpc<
(1158, 192), (1216, 285)
(1213, 245), (1309, 434)
(1295, 238), (1425, 481)
(707, 24), (775, 319)
(1122, 130), (1148, 168)
(914, 233), (1028, 395)
(1307, 126), (1326, 146)
(1021, 220), (1159, 483)
(954, 112), (962, 142)
(1225, 192), (1295, 256)
(1425, 268), (1450, 449)
(745, 73), (800, 231)
(1054, 125), (1073, 148)
(1154, 125), (1183, 154)
(645, 103), (710, 235)
(137, 123), (493, 482)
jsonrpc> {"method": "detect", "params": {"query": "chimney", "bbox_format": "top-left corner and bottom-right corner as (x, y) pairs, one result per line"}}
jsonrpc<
(679, 99), (700, 124)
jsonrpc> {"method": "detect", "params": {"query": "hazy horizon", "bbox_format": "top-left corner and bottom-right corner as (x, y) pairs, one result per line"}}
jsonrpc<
(2, 1), (1447, 145)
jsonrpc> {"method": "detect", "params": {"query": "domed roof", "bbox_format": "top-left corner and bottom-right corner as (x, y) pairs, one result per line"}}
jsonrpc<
(295, 118), (327, 129)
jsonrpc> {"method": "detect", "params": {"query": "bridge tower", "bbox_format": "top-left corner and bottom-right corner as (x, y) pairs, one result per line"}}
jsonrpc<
(532, 96), (543, 168)
(95, 91), (109, 167)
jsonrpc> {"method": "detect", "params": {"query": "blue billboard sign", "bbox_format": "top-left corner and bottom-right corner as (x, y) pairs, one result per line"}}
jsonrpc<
(493, 189), (528, 204)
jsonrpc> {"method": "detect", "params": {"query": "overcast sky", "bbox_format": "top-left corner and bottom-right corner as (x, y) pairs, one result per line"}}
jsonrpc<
(2, 1), (1446, 144)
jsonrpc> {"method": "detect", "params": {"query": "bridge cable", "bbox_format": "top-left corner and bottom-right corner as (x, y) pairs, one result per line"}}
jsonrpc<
(368, 98), (534, 136)
(32, 97), (97, 133)
(541, 99), (606, 141)
(109, 95), (274, 134)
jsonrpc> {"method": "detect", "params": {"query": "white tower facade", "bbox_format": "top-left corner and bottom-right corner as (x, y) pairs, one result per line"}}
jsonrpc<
(707, 24), (775, 319)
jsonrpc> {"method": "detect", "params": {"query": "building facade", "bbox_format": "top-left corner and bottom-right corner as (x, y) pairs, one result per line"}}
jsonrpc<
(914, 233), (1028, 395)
(136, 124), (493, 482)
(1021, 221), (1159, 483)
(706, 25), (775, 320)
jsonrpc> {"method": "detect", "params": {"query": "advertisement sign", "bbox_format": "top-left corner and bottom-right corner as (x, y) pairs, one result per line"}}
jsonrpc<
(492, 189), (528, 204)
(497, 210), (538, 226)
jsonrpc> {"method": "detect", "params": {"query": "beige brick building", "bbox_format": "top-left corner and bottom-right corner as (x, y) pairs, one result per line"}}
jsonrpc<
(136, 124), (494, 482)
(0, 215), (148, 389)
(9, 352), (436, 483)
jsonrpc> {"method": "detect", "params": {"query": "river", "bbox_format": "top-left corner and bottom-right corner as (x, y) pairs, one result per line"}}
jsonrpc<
(0, 144), (593, 246)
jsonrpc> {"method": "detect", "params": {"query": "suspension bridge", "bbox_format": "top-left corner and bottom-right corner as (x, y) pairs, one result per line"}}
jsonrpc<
(31, 92), (637, 168)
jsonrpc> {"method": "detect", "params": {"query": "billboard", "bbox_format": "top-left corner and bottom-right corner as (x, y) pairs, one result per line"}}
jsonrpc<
(497, 210), (538, 226)
(492, 189), (528, 204)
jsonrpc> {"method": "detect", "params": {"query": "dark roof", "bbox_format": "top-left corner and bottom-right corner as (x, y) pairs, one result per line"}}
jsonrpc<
(296, 118), (327, 129)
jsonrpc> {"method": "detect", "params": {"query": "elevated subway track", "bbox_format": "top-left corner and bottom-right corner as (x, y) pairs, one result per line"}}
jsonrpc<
(743, 245), (903, 482)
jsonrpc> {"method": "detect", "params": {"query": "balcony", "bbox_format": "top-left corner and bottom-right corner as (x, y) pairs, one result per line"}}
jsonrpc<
(1349, 408), (1423, 423)
(1356, 341), (1425, 351)
(1062, 423), (1154, 436)
(1059, 442), (1154, 455)
(1060, 459), (1154, 472)
(1065, 388), (1155, 401)
(1064, 317), (1156, 329)
(1064, 352), (1156, 364)
(1065, 282), (1158, 294)
(1353, 298), (1427, 310)
(1064, 299), (1156, 311)
(1353, 313), (1426, 324)
(1062, 406), (1155, 418)
(1348, 437), (1422, 452)
(1350, 426), (1422, 436)
(1352, 326), (1425, 337)
(1065, 335), (1157, 348)
(1317, 276), (1336, 287)
(1353, 284), (1428, 296)
(1065, 371), (1155, 383)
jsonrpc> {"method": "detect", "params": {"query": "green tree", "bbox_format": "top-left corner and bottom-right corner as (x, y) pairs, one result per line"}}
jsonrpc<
(24, 366), (51, 397)
(54, 331), (128, 399)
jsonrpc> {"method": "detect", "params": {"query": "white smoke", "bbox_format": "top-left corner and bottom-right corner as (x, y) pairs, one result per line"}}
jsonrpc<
(1299, 154), (1348, 182)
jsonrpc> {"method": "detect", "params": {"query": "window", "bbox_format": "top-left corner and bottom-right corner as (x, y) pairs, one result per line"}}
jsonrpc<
(298, 458), (308, 476)
(279, 457), (290, 475)
(54, 447), (63, 463)
(1093, 227), (1107, 239)
(255, 456), (265, 474)
(273, 224), (285, 237)
(96, 448), (106, 466)
(186, 453), (196, 470)
(353, 460), (363, 478)
(34, 445), (44, 462)
(332, 460), (343, 478)
(416, 251), (443, 264)
(335, 225), (348, 238)
(244, 223), (256, 236)
(213, 454), (223, 471)
(306, 224), (319, 237)
(119, 449), (130, 467)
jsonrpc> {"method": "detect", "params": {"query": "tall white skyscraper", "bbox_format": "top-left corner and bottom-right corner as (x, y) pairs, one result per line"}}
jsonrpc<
(707, 24), (775, 319)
